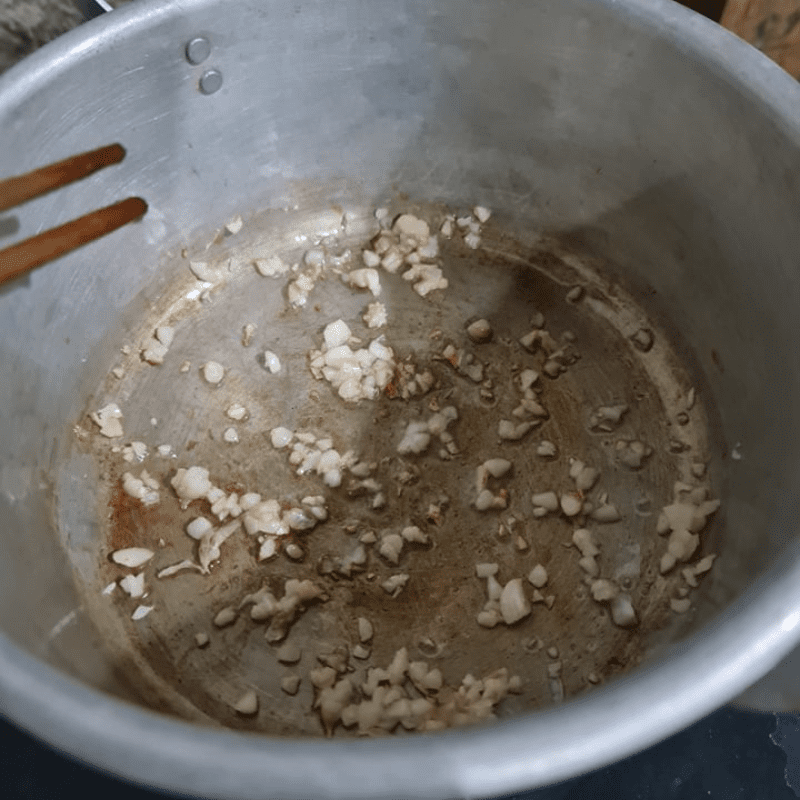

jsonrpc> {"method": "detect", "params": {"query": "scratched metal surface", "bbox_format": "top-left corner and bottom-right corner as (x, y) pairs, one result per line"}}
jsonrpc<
(3, 0), (800, 796)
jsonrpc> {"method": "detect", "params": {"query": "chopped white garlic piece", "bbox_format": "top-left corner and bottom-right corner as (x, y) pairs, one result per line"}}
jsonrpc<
(694, 554), (717, 574)
(579, 556), (600, 577)
(276, 642), (302, 664)
(397, 421), (431, 455)
(400, 525), (427, 544)
(402, 262), (448, 296)
(532, 491), (559, 512)
(283, 542), (303, 560)
(464, 232), (481, 249)
(499, 579), (531, 625)
(120, 573), (146, 598)
(358, 617), (374, 643)
(198, 519), (241, 574)
(393, 214), (430, 245)
(131, 604), (154, 621)
(142, 340), (168, 365)
(483, 458), (512, 479)
(572, 528), (600, 558)
(157, 559), (201, 578)
(226, 403), (247, 421)
(201, 361), (225, 385)
(591, 503), (621, 523)
(262, 351), (281, 374)
(397, 407), (458, 456)
(344, 268), (382, 297)
(590, 579), (618, 602)
(283, 507), (318, 531)
(362, 250), (381, 267)
(90, 403), (124, 438)
(288, 272), (316, 307)
(475, 489), (507, 511)
(186, 517), (213, 540)
(352, 644), (371, 660)
(610, 594), (638, 628)
(588, 404), (629, 432)
(171, 466), (212, 508)
(254, 255), (288, 277)
(225, 215), (243, 234)
(670, 598), (692, 614)
(122, 441), (148, 463)
(560, 493), (583, 517)
(242, 499), (288, 536)
(122, 470), (160, 506)
(536, 440), (557, 458)
(238, 492), (261, 511)
(363, 301), (387, 329)
(311, 322), (395, 402)
(141, 325), (175, 366)
(188, 260), (220, 282)
(466, 318), (492, 343)
(324, 319), (351, 349)
(304, 248), (326, 268)
(498, 420), (536, 441)
(378, 533), (405, 564)
(223, 427), (239, 444)
(233, 689), (259, 715)
(270, 427), (294, 448)
(572, 462), (599, 493)
(381, 248), (403, 273)
(381, 574), (410, 596)
(213, 607), (237, 627)
(210, 491), (242, 521)
(111, 548), (154, 568)
(241, 323), (257, 347)
(528, 565), (548, 588)
(257, 537), (278, 561)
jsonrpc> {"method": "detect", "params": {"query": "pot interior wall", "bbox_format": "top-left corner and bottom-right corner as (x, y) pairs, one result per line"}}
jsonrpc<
(0, 0), (798, 704)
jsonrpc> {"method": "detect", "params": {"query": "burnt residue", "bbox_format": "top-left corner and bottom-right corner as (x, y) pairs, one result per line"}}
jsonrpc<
(107, 477), (175, 552)
(79, 208), (721, 735)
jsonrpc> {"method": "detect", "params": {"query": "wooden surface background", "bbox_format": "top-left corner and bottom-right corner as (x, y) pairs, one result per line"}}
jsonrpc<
(722, 0), (800, 77)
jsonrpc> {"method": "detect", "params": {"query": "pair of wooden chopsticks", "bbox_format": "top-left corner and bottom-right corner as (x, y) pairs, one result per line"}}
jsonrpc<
(0, 143), (147, 287)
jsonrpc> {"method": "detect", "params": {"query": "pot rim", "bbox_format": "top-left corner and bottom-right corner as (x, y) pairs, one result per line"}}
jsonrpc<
(4, 547), (800, 799)
(2, 0), (800, 797)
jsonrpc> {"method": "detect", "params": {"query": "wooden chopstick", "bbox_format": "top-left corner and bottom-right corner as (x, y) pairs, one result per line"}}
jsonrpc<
(0, 144), (148, 286)
(0, 197), (148, 286)
(0, 143), (126, 214)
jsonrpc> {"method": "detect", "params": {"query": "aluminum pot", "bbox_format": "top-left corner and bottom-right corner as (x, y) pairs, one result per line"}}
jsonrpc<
(2, 0), (800, 797)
